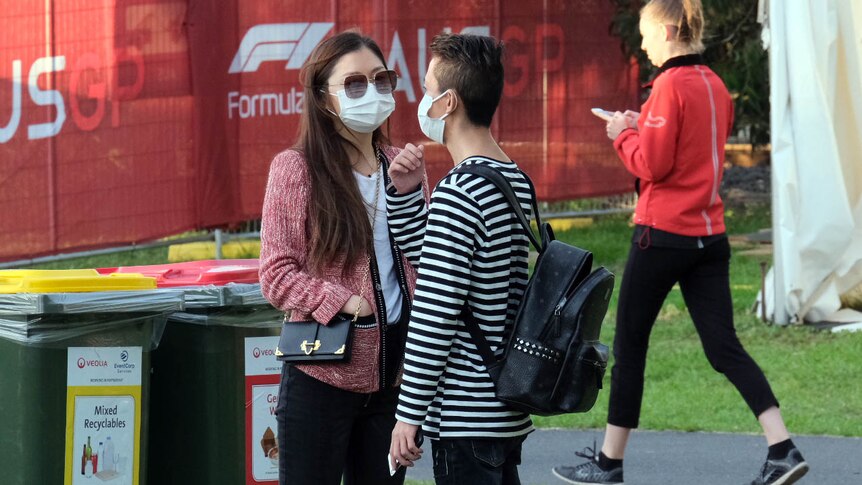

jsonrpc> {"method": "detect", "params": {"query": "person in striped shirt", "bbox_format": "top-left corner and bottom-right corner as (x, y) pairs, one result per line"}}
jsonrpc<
(386, 33), (534, 485)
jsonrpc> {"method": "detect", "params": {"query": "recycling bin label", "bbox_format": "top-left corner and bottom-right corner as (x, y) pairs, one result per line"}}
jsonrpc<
(244, 337), (280, 484)
(64, 347), (143, 485)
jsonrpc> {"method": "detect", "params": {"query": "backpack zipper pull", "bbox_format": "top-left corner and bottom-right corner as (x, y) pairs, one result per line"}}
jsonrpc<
(552, 298), (566, 338)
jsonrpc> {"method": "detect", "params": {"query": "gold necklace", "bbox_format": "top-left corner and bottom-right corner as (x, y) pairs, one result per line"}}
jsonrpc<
(366, 150), (382, 225)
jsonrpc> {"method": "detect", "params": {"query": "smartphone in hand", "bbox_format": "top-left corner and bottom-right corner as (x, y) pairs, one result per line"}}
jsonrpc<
(388, 429), (424, 476)
(591, 107), (613, 121)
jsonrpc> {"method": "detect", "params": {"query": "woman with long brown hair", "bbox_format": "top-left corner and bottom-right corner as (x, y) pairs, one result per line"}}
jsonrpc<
(259, 31), (422, 485)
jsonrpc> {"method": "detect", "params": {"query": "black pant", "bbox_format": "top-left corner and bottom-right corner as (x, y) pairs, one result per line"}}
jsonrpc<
(607, 238), (779, 428)
(431, 435), (527, 485)
(276, 365), (406, 485)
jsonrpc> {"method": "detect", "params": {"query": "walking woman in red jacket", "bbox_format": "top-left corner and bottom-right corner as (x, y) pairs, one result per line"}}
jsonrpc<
(553, 2), (808, 485)
(259, 31), (421, 485)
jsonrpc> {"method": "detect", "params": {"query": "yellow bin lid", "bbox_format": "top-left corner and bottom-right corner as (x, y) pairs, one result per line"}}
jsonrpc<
(0, 269), (157, 294)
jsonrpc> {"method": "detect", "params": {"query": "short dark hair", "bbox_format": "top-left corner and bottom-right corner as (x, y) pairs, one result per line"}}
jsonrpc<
(429, 33), (504, 127)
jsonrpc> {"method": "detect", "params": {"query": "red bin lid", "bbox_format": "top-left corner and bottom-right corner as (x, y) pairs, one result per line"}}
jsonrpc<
(98, 259), (259, 287)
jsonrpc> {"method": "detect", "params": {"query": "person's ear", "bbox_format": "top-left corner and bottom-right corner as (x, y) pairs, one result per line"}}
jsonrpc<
(661, 24), (671, 41)
(319, 89), (337, 115)
(445, 90), (458, 117)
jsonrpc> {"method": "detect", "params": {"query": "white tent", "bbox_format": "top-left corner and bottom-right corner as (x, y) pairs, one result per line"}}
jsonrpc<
(759, 0), (862, 330)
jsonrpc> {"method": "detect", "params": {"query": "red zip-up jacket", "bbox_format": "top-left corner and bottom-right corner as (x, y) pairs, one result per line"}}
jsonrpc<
(614, 55), (733, 237)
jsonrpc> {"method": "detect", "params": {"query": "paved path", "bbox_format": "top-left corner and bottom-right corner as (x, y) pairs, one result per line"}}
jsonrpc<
(405, 429), (862, 484)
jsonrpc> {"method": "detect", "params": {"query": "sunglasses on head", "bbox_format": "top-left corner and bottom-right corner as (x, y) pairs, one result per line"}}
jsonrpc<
(328, 70), (398, 99)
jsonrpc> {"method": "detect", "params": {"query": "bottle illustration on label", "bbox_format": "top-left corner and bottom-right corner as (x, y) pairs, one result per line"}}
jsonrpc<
(96, 442), (104, 474)
(84, 436), (93, 478)
(81, 444), (87, 475)
(93, 438), (123, 480)
(104, 436), (115, 472)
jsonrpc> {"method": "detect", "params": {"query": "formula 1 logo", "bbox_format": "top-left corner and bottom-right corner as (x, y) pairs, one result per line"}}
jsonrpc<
(228, 22), (334, 74)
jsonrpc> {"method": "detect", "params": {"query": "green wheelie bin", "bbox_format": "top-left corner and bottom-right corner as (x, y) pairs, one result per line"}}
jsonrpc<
(0, 269), (183, 485)
(105, 261), (283, 485)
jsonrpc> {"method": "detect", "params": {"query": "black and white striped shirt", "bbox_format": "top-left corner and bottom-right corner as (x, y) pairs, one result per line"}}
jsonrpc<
(387, 156), (534, 439)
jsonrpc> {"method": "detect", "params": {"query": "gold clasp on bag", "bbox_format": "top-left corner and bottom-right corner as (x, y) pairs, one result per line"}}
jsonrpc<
(300, 340), (321, 355)
(334, 344), (346, 355)
(275, 346), (283, 357)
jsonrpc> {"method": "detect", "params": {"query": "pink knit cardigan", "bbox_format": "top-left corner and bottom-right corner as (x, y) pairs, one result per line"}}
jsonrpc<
(259, 146), (420, 393)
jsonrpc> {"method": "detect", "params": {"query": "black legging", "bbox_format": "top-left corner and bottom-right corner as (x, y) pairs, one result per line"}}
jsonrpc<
(607, 236), (779, 429)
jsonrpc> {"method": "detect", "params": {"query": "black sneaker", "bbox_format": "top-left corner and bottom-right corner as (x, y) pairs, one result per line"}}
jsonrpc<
(749, 448), (809, 485)
(552, 443), (623, 485)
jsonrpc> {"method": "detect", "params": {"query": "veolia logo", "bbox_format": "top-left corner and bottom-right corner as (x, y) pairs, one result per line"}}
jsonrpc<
(77, 357), (109, 368)
(253, 347), (275, 359)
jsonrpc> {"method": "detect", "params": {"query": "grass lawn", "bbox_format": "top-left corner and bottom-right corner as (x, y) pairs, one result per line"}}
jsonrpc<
(30, 246), (172, 270)
(29, 203), (862, 438)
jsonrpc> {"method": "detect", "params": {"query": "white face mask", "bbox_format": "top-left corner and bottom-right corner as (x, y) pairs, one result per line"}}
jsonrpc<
(329, 86), (395, 133)
(417, 90), (451, 144)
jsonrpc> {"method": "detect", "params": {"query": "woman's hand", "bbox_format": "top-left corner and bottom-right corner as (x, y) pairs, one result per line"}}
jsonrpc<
(623, 110), (640, 128)
(341, 295), (374, 317)
(606, 111), (637, 140)
(388, 143), (425, 194)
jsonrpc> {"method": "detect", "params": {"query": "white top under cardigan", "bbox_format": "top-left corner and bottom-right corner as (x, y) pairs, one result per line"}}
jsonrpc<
(353, 165), (403, 324)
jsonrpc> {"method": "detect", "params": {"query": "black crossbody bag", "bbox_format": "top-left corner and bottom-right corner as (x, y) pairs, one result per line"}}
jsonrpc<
(275, 256), (373, 363)
(275, 313), (357, 363)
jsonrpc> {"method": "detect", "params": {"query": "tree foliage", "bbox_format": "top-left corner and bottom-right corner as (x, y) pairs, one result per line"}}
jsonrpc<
(610, 0), (769, 146)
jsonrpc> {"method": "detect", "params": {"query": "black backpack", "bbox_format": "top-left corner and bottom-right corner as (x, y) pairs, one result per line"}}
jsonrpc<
(454, 164), (614, 416)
